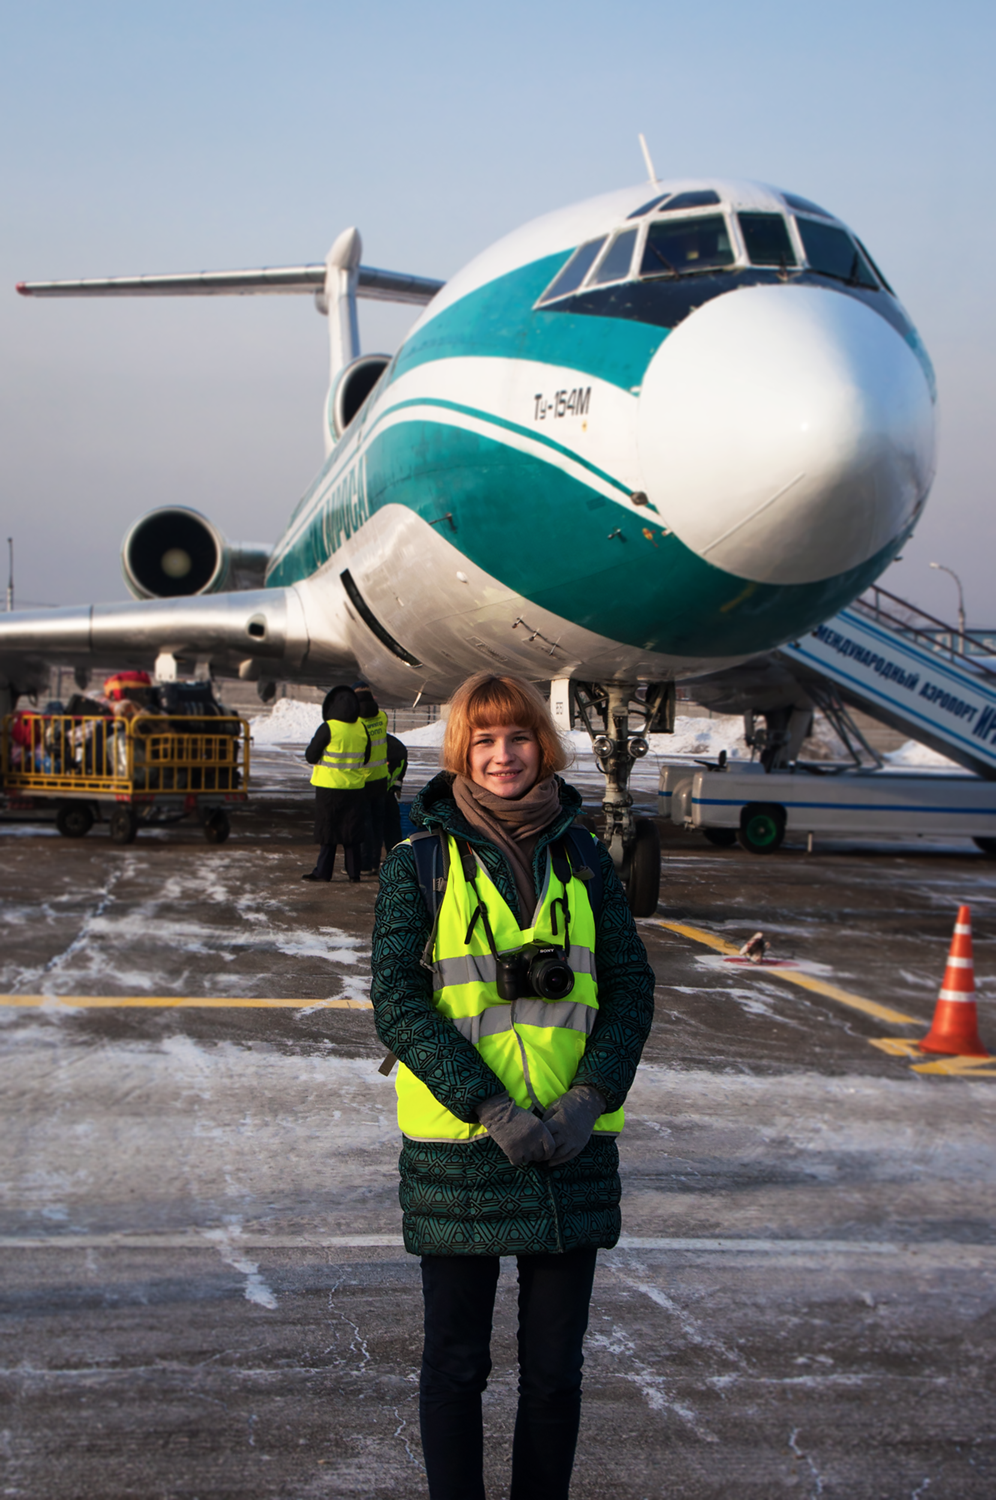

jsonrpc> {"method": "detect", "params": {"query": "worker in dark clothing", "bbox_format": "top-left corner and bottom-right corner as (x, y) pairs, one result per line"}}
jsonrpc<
(383, 731), (409, 853)
(355, 681), (390, 874)
(302, 686), (370, 882)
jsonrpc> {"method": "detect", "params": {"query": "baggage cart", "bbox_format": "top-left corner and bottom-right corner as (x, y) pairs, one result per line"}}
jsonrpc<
(1, 711), (251, 843)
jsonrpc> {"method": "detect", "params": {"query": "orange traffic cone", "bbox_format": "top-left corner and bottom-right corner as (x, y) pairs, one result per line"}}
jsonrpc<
(920, 905), (989, 1057)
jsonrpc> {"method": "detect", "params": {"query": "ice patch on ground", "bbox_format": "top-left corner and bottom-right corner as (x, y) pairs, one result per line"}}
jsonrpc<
(205, 1224), (278, 1309)
(250, 698), (323, 745)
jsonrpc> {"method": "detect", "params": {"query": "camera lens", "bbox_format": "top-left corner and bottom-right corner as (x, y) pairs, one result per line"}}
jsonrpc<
(496, 958), (524, 1003)
(528, 952), (575, 1001)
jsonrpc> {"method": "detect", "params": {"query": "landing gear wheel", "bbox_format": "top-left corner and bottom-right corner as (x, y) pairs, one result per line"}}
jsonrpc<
(204, 808), (231, 845)
(56, 804), (94, 839)
(626, 817), (661, 918)
(737, 803), (786, 855)
(702, 827), (737, 848)
(108, 807), (138, 845)
(973, 836), (996, 856)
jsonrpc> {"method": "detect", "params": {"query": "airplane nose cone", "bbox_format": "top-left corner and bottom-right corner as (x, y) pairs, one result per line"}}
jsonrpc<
(637, 285), (936, 585)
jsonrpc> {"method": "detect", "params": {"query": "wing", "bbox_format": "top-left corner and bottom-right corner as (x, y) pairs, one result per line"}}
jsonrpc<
(0, 587), (355, 704)
(17, 264), (444, 305)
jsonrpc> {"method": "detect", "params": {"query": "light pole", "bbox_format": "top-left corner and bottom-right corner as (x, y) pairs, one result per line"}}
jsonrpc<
(930, 562), (966, 655)
(5, 538), (11, 613)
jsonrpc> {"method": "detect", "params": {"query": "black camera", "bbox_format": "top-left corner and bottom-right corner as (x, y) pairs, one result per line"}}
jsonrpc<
(495, 945), (575, 1002)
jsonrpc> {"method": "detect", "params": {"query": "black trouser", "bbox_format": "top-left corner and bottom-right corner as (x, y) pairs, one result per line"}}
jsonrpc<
(361, 780), (388, 870)
(311, 842), (361, 880)
(419, 1247), (597, 1500)
(382, 787), (403, 853)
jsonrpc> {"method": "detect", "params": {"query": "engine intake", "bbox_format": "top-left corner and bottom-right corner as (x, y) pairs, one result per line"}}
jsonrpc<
(329, 354), (391, 442)
(122, 507), (271, 599)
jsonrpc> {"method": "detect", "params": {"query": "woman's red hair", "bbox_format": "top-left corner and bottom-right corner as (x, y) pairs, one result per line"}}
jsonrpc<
(442, 672), (567, 782)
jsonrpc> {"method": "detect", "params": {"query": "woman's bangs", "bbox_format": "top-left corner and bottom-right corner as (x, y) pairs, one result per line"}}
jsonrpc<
(466, 680), (543, 732)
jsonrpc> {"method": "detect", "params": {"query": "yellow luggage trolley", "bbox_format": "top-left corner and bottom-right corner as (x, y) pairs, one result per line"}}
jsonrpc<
(1, 712), (251, 843)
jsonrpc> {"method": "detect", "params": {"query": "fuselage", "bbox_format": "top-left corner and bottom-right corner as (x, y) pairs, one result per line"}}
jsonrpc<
(265, 177), (936, 699)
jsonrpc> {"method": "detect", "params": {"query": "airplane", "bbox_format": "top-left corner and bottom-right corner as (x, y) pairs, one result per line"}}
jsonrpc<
(3, 171), (937, 911)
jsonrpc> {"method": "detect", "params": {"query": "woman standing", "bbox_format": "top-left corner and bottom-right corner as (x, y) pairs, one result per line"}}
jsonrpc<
(371, 672), (655, 1500)
(302, 685), (370, 883)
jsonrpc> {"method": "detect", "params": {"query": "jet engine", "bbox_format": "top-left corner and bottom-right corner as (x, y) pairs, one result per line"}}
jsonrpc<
(328, 354), (391, 442)
(121, 507), (271, 599)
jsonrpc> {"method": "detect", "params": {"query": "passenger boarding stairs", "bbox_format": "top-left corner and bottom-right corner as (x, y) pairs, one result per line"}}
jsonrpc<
(779, 587), (996, 779)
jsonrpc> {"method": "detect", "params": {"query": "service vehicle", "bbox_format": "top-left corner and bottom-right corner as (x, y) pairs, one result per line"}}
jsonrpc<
(659, 758), (996, 854)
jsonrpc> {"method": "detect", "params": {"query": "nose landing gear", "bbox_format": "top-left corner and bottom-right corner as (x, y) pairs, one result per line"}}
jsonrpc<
(573, 681), (671, 918)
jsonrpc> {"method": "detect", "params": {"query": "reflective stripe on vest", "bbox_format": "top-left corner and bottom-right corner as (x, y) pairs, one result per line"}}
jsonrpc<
(310, 718), (369, 790)
(387, 761), (405, 792)
(396, 832), (623, 1143)
(361, 710), (389, 781)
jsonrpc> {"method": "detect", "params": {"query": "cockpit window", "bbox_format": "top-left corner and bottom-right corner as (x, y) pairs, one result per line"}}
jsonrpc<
(640, 214), (734, 277)
(796, 218), (878, 288)
(782, 191), (834, 220)
(627, 193), (670, 220)
(539, 238), (607, 303)
(737, 213), (797, 268)
(591, 228), (638, 285)
(856, 237), (894, 296)
(658, 190), (721, 212)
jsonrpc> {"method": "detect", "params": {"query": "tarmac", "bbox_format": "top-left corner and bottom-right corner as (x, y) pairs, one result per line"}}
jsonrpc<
(2, 745), (995, 1498)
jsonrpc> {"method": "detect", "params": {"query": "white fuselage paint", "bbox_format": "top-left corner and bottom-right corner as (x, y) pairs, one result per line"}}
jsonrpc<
(266, 176), (935, 698)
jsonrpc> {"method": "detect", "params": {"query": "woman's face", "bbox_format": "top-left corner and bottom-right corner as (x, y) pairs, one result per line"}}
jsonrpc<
(468, 723), (541, 799)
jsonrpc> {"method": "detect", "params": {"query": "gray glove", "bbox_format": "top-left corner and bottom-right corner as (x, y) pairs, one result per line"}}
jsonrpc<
(476, 1093), (555, 1167)
(541, 1085), (607, 1166)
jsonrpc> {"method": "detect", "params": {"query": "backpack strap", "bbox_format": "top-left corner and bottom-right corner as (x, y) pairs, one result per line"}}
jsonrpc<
(409, 829), (451, 971)
(409, 829), (447, 921)
(378, 830), (451, 1074)
(562, 825), (604, 925)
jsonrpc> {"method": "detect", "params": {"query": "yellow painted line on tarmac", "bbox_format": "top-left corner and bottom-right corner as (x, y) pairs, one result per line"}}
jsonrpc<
(909, 1055), (996, 1077)
(868, 1036), (996, 1077)
(655, 920), (920, 1026)
(869, 1037), (922, 1058)
(0, 995), (373, 1010)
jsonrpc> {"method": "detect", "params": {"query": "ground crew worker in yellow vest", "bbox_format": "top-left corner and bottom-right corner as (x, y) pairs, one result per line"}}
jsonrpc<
(371, 671), (655, 1500)
(302, 685), (370, 882)
(354, 680), (389, 873)
(382, 731), (408, 852)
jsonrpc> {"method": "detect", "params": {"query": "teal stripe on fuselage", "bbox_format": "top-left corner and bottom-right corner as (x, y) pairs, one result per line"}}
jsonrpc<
(267, 415), (901, 657)
(389, 253), (667, 392)
(267, 250), (668, 582)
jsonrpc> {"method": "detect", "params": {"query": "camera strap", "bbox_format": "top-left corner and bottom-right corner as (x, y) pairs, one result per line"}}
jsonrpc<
(547, 840), (572, 949)
(456, 837), (502, 959)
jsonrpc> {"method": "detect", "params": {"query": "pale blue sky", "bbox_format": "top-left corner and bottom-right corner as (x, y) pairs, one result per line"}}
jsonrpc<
(2, 0), (992, 624)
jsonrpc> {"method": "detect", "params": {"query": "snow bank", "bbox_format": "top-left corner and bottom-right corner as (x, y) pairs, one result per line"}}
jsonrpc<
(885, 739), (960, 769)
(399, 719), (447, 748)
(560, 716), (752, 761)
(250, 698), (322, 745)
(400, 714), (752, 759)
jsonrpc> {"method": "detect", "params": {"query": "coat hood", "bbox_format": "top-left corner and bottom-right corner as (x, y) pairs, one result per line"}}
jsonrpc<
(322, 686), (360, 723)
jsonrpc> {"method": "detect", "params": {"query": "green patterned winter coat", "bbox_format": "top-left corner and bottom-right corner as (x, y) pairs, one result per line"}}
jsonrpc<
(370, 771), (655, 1257)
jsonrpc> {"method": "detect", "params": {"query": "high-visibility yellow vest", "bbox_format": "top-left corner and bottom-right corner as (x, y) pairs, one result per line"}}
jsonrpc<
(310, 718), (369, 790)
(396, 832), (624, 1143)
(361, 710), (389, 782)
(387, 759), (405, 792)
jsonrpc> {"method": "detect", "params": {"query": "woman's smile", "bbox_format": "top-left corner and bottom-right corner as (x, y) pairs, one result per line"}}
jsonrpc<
(468, 722), (541, 799)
